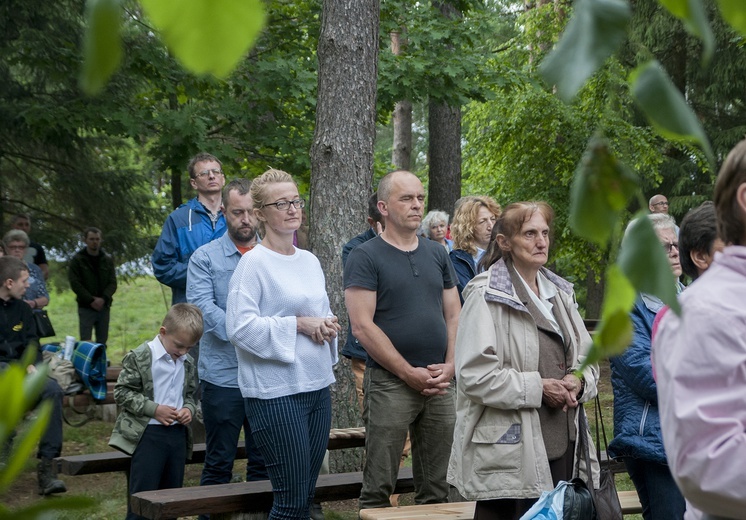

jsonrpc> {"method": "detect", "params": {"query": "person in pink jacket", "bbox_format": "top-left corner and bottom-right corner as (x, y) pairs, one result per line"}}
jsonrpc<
(654, 138), (746, 520)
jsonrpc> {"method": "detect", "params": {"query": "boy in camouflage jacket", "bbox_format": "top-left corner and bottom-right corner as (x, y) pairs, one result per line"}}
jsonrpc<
(109, 303), (202, 520)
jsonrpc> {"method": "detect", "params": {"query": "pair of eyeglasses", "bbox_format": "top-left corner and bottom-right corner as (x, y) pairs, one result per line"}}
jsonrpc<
(263, 199), (305, 211)
(194, 168), (224, 179)
(653, 201), (669, 207)
(662, 242), (679, 253)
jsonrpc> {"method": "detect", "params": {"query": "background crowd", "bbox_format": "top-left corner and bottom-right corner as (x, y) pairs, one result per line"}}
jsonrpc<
(3, 138), (746, 520)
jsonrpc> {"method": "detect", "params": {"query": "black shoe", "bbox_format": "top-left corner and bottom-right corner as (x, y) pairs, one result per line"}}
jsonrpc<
(310, 502), (324, 520)
(38, 458), (67, 496)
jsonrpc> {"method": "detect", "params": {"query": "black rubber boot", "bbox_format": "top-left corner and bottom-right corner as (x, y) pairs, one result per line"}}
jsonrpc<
(38, 458), (67, 495)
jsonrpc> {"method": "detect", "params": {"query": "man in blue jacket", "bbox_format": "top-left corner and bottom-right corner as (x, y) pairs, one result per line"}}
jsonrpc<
(152, 153), (227, 304)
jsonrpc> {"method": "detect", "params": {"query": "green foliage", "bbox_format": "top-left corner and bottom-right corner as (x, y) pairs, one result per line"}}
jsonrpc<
(629, 60), (714, 165)
(138, 0), (265, 78)
(591, 265), (636, 360)
(80, 0), (123, 94)
(659, 0), (715, 61)
(617, 212), (681, 313)
(81, 0), (266, 93)
(717, 0), (746, 34)
(378, 0), (501, 111)
(540, 0), (631, 102)
(570, 136), (639, 245)
(0, 356), (94, 518)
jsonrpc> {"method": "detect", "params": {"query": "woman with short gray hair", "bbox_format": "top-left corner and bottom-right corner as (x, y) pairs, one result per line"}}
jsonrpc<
(608, 212), (685, 520)
(3, 229), (48, 310)
(421, 210), (453, 251)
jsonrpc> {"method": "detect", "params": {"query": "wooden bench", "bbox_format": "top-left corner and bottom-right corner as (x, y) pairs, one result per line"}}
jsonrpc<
(56, 427), (366, 476)
(131, 467), (415, 520)
(358, 491), (643, 520)
(358, 451), (642, 520)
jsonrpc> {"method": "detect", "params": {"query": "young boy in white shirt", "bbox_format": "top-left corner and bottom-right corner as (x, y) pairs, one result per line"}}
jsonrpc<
(109, 303), (202, 520)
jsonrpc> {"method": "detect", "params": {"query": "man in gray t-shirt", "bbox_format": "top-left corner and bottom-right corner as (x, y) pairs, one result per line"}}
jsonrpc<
(344, 171), (460, 511)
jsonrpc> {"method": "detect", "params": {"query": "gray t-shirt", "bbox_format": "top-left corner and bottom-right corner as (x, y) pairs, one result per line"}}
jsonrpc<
(344, 235), (457, 369)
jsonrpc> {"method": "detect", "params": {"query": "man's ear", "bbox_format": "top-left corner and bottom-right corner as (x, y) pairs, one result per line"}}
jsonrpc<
(377, 200), (387, 216)
(690, 249), (711, 273)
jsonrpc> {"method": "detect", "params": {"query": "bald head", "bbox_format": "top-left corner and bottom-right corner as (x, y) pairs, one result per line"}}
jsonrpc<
(377, 171), (425, 235)
(378, 170), (419, 203)
(649, 194), (669, 214)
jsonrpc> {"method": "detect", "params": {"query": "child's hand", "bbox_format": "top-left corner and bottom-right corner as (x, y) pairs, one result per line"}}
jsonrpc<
(154, 404), (178, 426)
(175, 407), (192, 426)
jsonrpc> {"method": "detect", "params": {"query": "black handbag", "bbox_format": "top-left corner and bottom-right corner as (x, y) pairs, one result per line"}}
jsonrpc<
(578, 399), (624, 520)
(33, 309), (56, 338)
(592, 396), (624, 520)
(564, 478), (597, 520)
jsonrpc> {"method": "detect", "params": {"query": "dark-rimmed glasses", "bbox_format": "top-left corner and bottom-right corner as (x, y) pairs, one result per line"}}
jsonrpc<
(194, 168), (224, 179)
(263, 199), (305, 211)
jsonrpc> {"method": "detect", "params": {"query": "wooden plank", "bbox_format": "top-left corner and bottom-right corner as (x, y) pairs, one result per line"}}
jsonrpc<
(131, 467), (415, 520)
(62, 383), (117, 407)
(618, 490), (642, 514)
(57, 428), (365, 476)
(360, 502), (475, 520)
(106, 366), (122, 381)
(359, 489), (641, 520)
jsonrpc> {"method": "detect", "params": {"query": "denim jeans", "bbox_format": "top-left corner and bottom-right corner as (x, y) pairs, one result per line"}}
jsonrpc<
(245, 387), (331, 520)
(359, 367), (455, 510)
(200, 381), (268, 487)
(624, 458), (685, 520)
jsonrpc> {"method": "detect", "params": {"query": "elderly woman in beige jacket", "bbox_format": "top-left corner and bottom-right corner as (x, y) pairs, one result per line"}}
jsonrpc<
(447, 202), (599, 520)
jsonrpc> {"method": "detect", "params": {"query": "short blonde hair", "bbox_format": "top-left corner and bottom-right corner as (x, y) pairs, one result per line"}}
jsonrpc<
(451, 196), (501, 255)
(162, 303), (203, 342)
(250, 168), (296, 236)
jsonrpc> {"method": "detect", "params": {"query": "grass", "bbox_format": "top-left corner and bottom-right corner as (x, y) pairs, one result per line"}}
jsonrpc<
(45, 276), (173, 365)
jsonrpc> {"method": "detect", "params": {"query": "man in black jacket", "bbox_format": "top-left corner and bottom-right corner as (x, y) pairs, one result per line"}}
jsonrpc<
(0, 256), (66, 495)
(68, 227), (117, 345)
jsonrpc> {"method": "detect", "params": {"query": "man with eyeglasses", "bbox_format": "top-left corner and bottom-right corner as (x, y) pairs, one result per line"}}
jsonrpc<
(152, 153), (227, 305)
(187, 180), (267, 515)
(649, 194), (670, 214)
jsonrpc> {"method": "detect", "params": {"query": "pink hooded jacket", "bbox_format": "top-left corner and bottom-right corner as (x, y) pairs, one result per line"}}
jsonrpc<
(654, 246), (746, 520)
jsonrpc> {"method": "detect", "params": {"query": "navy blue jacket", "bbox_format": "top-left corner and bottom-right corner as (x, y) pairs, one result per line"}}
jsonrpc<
(152, 197), (226, 304)
(608, 293), (668, 464)
(449, 248), (477, 303)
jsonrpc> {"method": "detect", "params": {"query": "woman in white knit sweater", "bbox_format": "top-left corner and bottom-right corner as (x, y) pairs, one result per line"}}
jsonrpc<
(226, 168), (340, 520)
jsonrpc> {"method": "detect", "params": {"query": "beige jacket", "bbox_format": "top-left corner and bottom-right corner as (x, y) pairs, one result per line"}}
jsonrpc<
(447, 259), (599, 501)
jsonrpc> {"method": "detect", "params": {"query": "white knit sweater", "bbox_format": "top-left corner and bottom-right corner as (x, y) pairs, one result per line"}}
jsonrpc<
(226, 244), (337, 399)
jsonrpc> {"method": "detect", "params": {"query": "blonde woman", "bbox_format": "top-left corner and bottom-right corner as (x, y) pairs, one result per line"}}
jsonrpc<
(449, 196), (501, 301)
(226, 169), (340, 520)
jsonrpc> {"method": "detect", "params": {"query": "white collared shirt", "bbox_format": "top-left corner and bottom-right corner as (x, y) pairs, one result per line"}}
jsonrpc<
(147, 335), (186, 425)
(517, 270), (564, 341)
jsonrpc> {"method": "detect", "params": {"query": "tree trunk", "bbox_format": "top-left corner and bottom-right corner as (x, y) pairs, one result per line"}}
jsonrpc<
(585, 267), (605, 320)
(427, 0), (462, 216)
(427, 99), (461, 216)
(390, 31), (412, 170)
(168, 93), (183, 209)
(311, 0), (380, 473)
